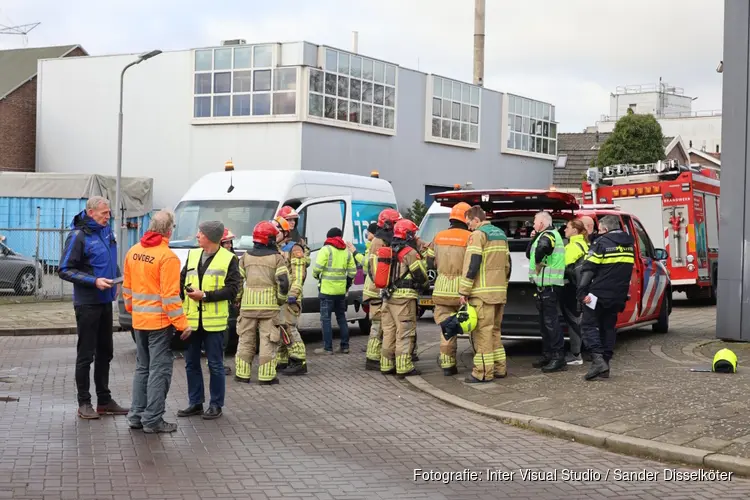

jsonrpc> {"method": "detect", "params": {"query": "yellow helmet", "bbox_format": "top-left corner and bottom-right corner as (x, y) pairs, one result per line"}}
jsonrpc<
(456, 304), (477, 334)
(713, 348), (738, 373)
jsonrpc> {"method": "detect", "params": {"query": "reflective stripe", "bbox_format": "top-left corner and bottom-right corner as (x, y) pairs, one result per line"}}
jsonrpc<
(529, 229), (565, 286)
(133, 305), (162, 313)
(183, 247), (233, 331)
(167, 307), (185, 318)
(132, 292), (161, 301)
(121, 287), (132, 295)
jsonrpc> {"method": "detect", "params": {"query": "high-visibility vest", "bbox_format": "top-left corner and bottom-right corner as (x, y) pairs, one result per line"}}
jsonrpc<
(313, 245), (357, 296)
(183, 247), (234, 331)
(529, 229), (565, 287)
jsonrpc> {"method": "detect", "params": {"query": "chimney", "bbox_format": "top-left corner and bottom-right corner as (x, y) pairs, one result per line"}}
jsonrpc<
(352, 31), (359, 54)
(473, 0), (485, 86)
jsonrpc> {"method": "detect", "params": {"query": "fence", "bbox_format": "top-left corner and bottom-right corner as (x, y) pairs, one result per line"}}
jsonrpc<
(0, 205), (151, 302)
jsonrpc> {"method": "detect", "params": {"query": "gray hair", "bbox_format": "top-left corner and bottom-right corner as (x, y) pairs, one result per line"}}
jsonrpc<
(598, 215), (621, 232)
(148, 209), (175, 236)
(534, 211), (553, 226)
(86, 196), (110, 211)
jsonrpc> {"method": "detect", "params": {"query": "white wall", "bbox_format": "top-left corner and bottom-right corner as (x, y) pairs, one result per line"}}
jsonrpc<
(608, 92), (693, 119)
(596, 115), (722, 154)
(36, 50), (302, 210)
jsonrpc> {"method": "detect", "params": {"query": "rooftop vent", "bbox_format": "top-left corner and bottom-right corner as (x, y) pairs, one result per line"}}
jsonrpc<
(221, 39), (247, 46)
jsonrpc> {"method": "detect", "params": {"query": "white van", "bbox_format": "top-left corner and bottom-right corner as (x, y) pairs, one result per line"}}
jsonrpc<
(119, 169), (398, 344)
(414, 201), (451, 316)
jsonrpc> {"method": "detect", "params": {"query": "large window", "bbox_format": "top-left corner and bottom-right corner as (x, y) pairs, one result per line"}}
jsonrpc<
(297, 200), (346, 252)
(306, 48), (397, 133)
(505, 94), (557, 157)
(426, 75), (481, 148)
(193, 45), (298, 119)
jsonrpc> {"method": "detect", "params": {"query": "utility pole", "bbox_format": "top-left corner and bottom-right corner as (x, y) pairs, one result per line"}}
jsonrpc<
(473, 0), (485, 86)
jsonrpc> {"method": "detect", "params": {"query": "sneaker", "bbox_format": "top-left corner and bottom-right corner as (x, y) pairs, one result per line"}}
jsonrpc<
(78, 403), (99, 420)
(143, 420), (178, 434)
(338, 347), (350, 354)
(314, 348), (333, 355)
(565, 353), (583, 366)
(127, 418), (143, 429)
(97, 400), (129, 415)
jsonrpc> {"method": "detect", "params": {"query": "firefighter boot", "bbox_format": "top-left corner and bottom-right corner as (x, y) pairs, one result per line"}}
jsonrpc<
(541, 352), (567, 373)
(280, 358), (307, 376)
(365, 359), (380, 371)
(443, 367), (458, 376)
(584, 353), (609, 380)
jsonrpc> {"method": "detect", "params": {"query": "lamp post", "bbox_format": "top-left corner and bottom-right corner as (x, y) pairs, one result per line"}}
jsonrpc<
(115, 49), (162, 267)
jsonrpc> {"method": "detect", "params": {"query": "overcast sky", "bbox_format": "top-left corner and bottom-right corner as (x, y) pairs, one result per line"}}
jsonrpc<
(1, 0), (725, 132)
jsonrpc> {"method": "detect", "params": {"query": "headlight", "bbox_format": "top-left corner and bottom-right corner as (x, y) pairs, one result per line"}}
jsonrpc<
(686, 254), (695, 263)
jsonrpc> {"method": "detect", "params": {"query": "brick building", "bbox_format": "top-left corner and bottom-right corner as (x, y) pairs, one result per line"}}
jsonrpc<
(0, 45), (87, 172)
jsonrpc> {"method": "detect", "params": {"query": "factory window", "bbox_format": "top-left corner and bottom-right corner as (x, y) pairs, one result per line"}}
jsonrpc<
(306, 48), (397, 134)
(192, 45), (298, 119)
(426, 75), (480, 149)
(504, 94), (557, 158)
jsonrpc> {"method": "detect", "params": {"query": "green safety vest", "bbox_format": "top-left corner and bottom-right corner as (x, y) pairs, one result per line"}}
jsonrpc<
(313, 245), (357, 296)
(184, 247), (234, 331)
(529, 229), (565, 287)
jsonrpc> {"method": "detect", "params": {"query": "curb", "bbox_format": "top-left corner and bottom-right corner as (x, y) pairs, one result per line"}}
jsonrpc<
(404, 375), (750, 478)
(0, 325), (124, 337)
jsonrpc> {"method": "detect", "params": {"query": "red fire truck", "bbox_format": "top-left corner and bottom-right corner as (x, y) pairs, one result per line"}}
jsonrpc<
(582, 160), (720, 303)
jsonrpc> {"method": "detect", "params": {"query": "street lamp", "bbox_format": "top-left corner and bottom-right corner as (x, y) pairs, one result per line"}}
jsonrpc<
(114, 49), (162, 267)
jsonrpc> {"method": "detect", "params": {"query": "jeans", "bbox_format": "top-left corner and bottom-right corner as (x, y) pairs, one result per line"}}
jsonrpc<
(127, 327), (174, 428)
(185, 328), (225, 408)
(319, 293), (349, 351)
(74, 303), (114, 406)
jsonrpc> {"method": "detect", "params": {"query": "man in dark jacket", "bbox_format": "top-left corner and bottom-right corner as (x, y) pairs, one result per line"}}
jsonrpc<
(58, 196), (127, 420)
(577, 215), (635, 380)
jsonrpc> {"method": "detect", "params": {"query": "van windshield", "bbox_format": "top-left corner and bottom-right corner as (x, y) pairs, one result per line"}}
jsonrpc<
(417, 213), (449, 243)
(170, 200), (278, 249)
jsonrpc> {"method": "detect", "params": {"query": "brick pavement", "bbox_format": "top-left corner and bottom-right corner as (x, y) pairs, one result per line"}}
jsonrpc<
(0, 301), (120, 336)
(2, 325), (750, 499)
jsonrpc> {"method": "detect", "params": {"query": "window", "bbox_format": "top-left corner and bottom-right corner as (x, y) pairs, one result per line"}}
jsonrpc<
(632, 219), (655, 259)
(297, 200), (346, 252)
(306, 48), (397, 132)
(192, 45), (298, 119)
(505, 94), (557, 158)
(427, 75), (480, 147)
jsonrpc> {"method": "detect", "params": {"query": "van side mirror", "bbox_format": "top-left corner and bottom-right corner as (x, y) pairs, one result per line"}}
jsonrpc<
(654, 248), (668, 261)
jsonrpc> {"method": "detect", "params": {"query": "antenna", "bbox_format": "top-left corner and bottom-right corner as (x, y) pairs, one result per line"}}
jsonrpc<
(0, 10), (40, 47)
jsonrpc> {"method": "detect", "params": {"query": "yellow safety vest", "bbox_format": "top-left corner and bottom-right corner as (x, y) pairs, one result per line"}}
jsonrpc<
(184, 247), (234, 331)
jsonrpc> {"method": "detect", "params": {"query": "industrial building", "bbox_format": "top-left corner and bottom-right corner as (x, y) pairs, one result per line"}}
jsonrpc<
(35, 40), (560, 210)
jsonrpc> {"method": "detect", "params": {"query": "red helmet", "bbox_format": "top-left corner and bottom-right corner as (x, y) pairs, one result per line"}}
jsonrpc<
(253, 221), (279, 245)
(377, 208), (402, 229)
(222, 228), (236, 242)
(276, 206), (299, 220)
(393, 219), (418, 240)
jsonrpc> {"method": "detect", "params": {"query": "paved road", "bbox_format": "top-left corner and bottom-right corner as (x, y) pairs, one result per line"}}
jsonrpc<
(1, 333), (749, 499)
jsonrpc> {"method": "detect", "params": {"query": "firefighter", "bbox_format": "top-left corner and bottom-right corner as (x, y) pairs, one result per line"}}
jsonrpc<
(220, 228), (238, 375)
(363, 209), (402, 370)
(577, 215), (635, 380)
(234, 221), (290, 385)
(275, 215), (308, 375)
(527, 210), (567, 373)
(380, 218), (429, 378)
(459, 206), (511, 383)
(430, 202), (472, 376)
(276, 206), (311, 267)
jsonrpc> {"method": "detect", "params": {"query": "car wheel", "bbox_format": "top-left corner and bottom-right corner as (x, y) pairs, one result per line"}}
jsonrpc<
(14, 267), (37, 295)
(652, 294), (670, 334)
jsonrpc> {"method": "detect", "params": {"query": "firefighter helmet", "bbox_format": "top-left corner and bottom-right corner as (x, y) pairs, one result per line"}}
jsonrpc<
(377, 208), (402, 229)
(712, 348), (738, 373)
(222, 228), (236, 242)
(449, 202), (472, 223)
(252, 221), (279, 245)
(393, 219), (418, 240)
(277, 206), (299, 220)
(273, 216), (291, 233)
(457, 304), (477, 334)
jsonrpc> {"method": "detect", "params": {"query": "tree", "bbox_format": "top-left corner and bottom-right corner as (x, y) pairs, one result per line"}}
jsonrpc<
(596, 110), (666, 167)
(405, 199), (428, 227)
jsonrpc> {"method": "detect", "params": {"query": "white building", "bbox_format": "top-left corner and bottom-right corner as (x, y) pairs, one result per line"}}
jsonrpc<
(590, 82), (722, 155)
(35, 40), (559, 210)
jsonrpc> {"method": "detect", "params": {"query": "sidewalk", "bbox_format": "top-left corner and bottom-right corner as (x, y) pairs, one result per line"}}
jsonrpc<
(0, 300), (121, 336)
(407, 300), (750, 476)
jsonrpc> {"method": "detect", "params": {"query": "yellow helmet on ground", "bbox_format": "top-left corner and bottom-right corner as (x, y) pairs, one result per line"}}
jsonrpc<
(456, 304), (477, 334)
(712, 348), (738, 373)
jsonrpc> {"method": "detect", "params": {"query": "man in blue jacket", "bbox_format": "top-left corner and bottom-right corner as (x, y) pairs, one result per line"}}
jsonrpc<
(59, 196), (128, 420)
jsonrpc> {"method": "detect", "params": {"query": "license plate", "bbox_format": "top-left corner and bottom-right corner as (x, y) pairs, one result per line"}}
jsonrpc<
(419, 299), (433, 307)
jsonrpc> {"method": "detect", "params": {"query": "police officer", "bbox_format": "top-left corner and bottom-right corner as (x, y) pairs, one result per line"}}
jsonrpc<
(459, 206), (511, 383)
(429, 202), (472, 376)
(234, 221), (290, 385)
(577, 215), (635, 380)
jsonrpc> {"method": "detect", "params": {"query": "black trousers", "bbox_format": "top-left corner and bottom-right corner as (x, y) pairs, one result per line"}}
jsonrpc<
(535, 286), (564, 356)
(74, 303), (114, 406)
(580, 303), (620, 362)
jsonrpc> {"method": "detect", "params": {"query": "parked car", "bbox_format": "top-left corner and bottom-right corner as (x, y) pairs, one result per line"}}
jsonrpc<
(0, 241), (43, 295)
(419, 189), (672, 338)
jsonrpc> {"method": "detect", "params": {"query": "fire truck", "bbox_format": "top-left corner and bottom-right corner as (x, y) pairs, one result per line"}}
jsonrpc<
(582, 159), (720, 303)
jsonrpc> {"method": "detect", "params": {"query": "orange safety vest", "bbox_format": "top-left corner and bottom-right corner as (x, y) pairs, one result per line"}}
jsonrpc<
(122, 234), (189, 332)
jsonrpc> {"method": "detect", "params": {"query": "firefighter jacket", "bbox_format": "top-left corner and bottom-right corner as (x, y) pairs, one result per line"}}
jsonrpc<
(180, 247), (242, 332)
(364, 230), (392, 301)
(280, 238), (307, 300)
(312, 236), (357, 296)
(289, 228), (311, 267)
(352, 239), (371, 267)
(432, 222), (471, 307)
(459, 221), (511, 304)
(527, 227), (565, 287)
(577, 229), (635, 305)
(239, 244), (290, 318)
(123, 232), (189, 332)
(388, 242), (429, 302)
